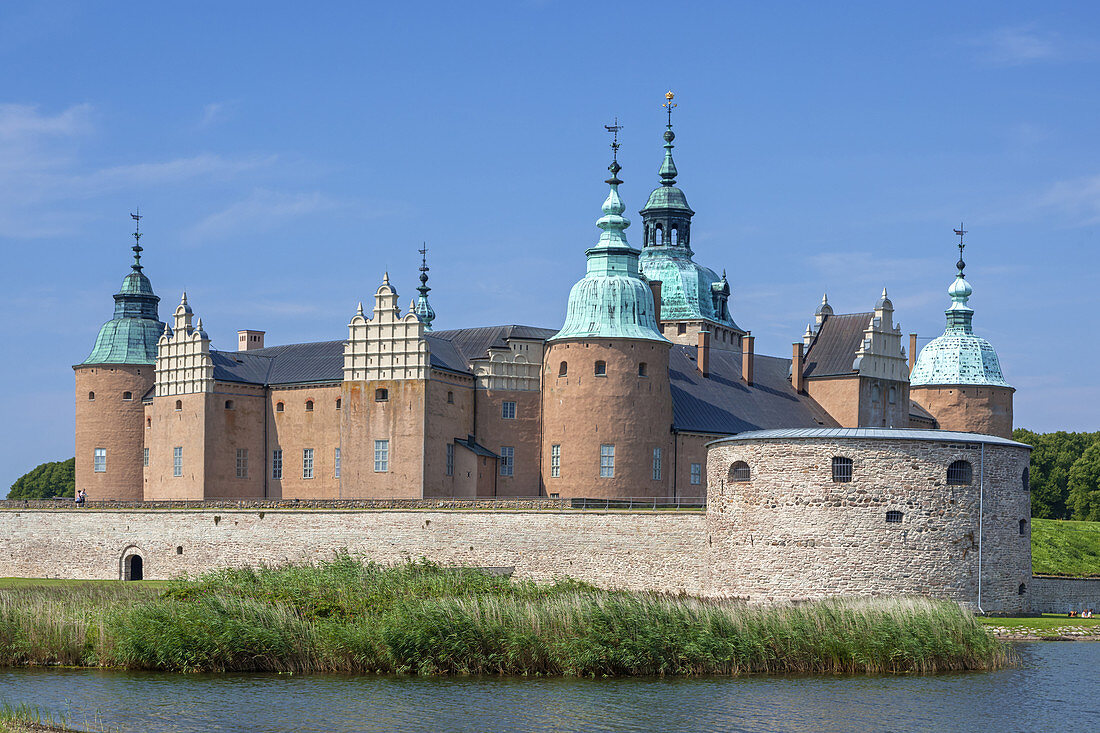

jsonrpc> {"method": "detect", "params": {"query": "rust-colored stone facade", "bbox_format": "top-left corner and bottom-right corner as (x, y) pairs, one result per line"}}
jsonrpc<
(910, 384), (1014, 439)
(74, 364), (153, 501)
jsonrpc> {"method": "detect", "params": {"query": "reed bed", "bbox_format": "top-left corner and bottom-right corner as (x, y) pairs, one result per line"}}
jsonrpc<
(0, 557), (1012, 676)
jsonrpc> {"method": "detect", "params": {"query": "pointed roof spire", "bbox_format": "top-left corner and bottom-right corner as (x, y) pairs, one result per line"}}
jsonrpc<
(356, 301), (364, 317)
(413, 243), (435, 330)
(130, 209), (144, 272)
(815, 292), (833, 317)
(383, 272), (390, 286)
(659, 91), (678, 186)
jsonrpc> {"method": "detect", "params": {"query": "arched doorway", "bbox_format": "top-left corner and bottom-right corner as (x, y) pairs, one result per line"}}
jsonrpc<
(127, 554), (143, 581)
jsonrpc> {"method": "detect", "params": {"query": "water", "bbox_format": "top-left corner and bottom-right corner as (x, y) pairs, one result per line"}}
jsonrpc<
(2, 643), (1096, 732)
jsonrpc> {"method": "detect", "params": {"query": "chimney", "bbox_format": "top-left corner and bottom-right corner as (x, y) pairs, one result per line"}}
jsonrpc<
(909, 333), (918, 375)
(648, 280), (663, 332)
(238, 330), (265, 351)
(742, 333), (755, 385)
(697, 329), (711, 378)
(792, 342), (804, 392)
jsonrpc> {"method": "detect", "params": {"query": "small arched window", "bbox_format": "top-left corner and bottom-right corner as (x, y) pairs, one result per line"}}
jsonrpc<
(123, 391), (133, 401)
(88, 391), (95, 401)
(888, 386), (896, 404)
(655, 225), (663, 246)
(670, 227), (678, 246)
(375, 388), (388, 402)
(728, 461), (751, 482)
(305, 400), (314, 412)
(947, 460), (972, 485)
(594, 360), (606, 376)
(335, 398), (342, 410)
(886, 510), (903, 523)
(638, 362), (648, 377)
(871, 384), (881, 403)
(558, 361), (568, 377)
(146, 417), (151, 428)
(1018, 583), (1027, 596)
(174, 399), (182, 411)
(832, 456), (853, 483)
(447, 391), (454, 404)
(276, 402), (284, 413)
(1023, 467), (1030, 492)
(224, 400), (234, 410)
(1019, 519), (1028, 536)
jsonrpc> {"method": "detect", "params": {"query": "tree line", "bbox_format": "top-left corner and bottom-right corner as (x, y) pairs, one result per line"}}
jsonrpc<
(7, 458), (75, 500)
(1013, 429), (1100, 521)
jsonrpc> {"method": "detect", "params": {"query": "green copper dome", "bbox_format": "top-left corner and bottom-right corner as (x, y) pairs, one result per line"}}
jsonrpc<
(910, 249), (1010, 388)
(550, 153), (667, 343)
(81, 230), (165, 365)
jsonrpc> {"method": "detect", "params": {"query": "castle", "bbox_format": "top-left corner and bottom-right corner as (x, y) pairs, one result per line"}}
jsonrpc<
(73, 99), (1015, 503)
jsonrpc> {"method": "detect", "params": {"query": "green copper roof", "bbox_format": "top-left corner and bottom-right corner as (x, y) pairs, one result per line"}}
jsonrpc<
(413, 247), (435, 331)
(550, 154), (667, 343)
(910, 248), (1010, 388)
(81, 228), (165, 365)
(640, 126), (694, 216)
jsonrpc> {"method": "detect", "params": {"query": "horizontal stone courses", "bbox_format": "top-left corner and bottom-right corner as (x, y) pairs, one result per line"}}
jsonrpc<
(0, 498), (706, 513)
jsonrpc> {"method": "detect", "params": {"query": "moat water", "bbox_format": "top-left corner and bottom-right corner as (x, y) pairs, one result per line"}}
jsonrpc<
(1, 642), (1096, 732)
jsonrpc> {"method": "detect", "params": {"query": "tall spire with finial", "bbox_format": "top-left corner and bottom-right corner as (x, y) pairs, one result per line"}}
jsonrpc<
(946, 222), (974, 334)
(659, 91), (678, 186)
(413, 243), (435, 330)
(130, 208), (144, 272)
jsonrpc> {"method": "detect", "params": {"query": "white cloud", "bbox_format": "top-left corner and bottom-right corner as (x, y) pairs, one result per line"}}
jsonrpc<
(1036, 174), (1100, 225)
(183, 189), (345, 244)
(0, 103), (92, 140)
(969, 25), (1061, 67)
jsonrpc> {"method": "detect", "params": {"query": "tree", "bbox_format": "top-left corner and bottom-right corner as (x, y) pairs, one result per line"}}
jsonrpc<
(1068, 441), (1100, 521)
(7, 458), (76, 499)
(1015, 429), (1100, 519)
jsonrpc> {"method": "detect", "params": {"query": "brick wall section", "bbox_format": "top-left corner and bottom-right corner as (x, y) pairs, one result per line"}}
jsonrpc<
(706, 436), (1033, 614)
(0, 507), (708, 595)
(74, 364), (153, 501)
(1028, 576), (1100, 614)
(910, 385), (1014, 439)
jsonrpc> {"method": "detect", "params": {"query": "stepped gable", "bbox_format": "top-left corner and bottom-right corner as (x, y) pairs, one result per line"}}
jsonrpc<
(669, 346), (837, 434)
(801, 312), (873, 378)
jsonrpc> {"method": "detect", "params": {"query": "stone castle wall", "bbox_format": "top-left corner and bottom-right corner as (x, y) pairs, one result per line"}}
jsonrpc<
(706, 436), (1032, 613)
(1029, 576), (1100, 614)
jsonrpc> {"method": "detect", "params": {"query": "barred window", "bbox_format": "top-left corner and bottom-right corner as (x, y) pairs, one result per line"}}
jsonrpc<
(947, 460), (972, 485)
(272, 449), (283, 480)
(500, 446), (514, 476)
(502, 401), (516, 419)
(374, 440), (389, 472)
(690, 462), (702, 485)
(886, 510), (903, 523)
(652, 447), (662, 481)
(550, 444), (561, 478)
(728, 461), (750, 482)
(93, 448), (106, 473)
(173, 446), (182, 477)
(446, 443), (454, 476)
(302, 448), (314, 479)
(599, 444), (615, 478)
(236, 448), (248, 479)
(832, 456), (853, 483)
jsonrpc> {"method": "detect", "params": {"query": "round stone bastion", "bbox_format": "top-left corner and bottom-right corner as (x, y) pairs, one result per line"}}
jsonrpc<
(705, 428), (1032, 614)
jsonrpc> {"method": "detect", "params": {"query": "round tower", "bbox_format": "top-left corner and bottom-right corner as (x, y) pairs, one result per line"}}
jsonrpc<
(542, 130), (675, 499)
(910, 232), (1014, 438)
(74, 215), (164, 500)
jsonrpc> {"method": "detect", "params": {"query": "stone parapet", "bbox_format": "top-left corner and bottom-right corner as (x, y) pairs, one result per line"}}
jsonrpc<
(0, 498), (706, 512)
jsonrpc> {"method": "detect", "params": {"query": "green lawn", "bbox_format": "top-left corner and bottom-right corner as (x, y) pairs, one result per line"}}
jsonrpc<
(977, 613), (1100, 631)
(1031, 518), (1100, 577)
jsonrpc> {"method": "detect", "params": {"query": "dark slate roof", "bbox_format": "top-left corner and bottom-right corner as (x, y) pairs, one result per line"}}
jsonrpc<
(429, 325), (558, 368)
(211, 341), (345, 386)
(423, 335), (474, 375)
(802, 312), (872, 378)
(670, 346), (838, 435)
(455, 436), (498, 458)
(908, 400), (937, 423)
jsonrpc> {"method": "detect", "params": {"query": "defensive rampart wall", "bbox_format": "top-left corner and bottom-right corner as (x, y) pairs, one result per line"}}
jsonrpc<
(1028, 576), (1100, 614)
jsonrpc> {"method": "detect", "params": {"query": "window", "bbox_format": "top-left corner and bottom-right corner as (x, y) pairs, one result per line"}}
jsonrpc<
(302, 448), (314, 479)
(446, 443), (454, 476)
(334, 447), (341, 478)
(93, 448), (106, 473)
(871, 384), (881, 403)
(652, 447), (662, 480)
(374, 440), (389, 472)
(175, 399), (182, 411)
(655, 225), (663, 245)
(1019, 518), (1028, 536)
(500, 446), (514, 476)
(885, 510), (903, 523)
(599, 444), (615, 478)
(670, 227), (678, 246)
(225, 399), (234, 410)
(173, 447), (182, 477)
(558, 361), (568, 377)
(502, 401), (516, 419)
(88, 391), (95, 401)
(305, 400), (314, 412)
(1023, 467), (1030, 492)
(143, 448), (149, 467)
(728, 461), (750, 482)
(123, 391), (133, 401)
(690, 463), (702, 485)
(447, 391), (454, 404)
(276, 402), (284, 413)
(677, 323), (687, 335)
(832, 456), (853, 483)
(638, 362), (648, 377)
(236, 449), (249, 479)
(594, 360), (606, 376)
(550, 444), (561, 478)
(272, 449), (283, 480)
(375, 388), (388, 402)
(335, 398), (342, 410)
(888, 386), (896, 404)
(1018, 583), (1027, 596)
(947, 460), (972, 485)
(146, 417), (151, 428)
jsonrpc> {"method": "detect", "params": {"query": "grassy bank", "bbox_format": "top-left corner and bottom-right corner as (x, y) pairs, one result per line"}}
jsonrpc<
(0, 558), (1010, 676)
(1031, 518), (1100, 577)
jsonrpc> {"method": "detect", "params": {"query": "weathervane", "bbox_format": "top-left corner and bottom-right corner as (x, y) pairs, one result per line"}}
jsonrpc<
(953, 221), (967, 274)
(604, 117), (623, 163)
(418, 243), (430, 287)
(130, 208), (144, 270)
(664, 90), (676, 127)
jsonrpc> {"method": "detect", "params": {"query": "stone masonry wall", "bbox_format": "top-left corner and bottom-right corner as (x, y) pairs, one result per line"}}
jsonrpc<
(706, 437), (1032, 614)
(1029, 576), (1100, 614)
(0, 508), (708, 595)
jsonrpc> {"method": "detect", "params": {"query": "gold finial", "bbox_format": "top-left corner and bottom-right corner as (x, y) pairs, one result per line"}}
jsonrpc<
(665, 91), (674, 101)
(663, 91), (677, 127)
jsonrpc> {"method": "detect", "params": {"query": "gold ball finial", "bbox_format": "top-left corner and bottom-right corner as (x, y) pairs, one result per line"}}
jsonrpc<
(665, 91), (674, 100)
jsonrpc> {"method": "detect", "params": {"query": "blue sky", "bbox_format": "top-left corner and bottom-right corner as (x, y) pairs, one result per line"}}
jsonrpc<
(2, 1), (1098, 492)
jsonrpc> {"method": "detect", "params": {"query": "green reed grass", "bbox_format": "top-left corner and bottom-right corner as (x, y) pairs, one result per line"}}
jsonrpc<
(0, 557), (1012, 676)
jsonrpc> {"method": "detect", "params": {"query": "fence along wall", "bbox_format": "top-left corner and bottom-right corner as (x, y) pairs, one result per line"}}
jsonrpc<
(0, 508), (709, 595)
